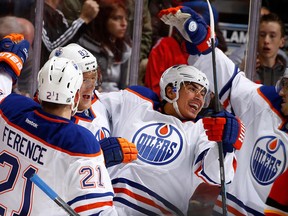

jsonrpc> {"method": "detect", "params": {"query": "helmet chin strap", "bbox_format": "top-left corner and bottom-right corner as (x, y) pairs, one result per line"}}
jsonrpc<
(173, 101), (185, 120)
(71, 97), (80, 116)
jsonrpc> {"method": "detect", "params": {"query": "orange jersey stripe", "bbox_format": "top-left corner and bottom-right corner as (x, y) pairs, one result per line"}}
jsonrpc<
(75, 201), (113, 213)
(215, 199), (246, 216)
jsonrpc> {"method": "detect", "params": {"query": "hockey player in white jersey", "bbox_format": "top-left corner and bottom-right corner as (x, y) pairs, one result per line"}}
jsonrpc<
(96, 63), (245, 215)
(49, 43), (138, 168)
(49, 43), (108, 140)
(158, 6), (288, 215)
(0, 34), (118, 215)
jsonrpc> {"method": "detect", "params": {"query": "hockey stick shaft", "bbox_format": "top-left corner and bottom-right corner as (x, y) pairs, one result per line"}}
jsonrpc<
(30, 173), (80, 216)
(206, 1), (227, 215)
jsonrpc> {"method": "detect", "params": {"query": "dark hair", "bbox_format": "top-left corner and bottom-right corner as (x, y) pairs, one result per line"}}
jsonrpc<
(88, 0), (130, 61)
(260, 13), (286, 37)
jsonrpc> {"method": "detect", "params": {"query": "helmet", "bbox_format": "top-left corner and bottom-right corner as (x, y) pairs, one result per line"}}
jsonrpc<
(159, 64), (210, 119)
(283, 67), (288, 78)
(276, 67), (288, 92)
(160, 64), (209, 103)
(49, 43), (97, 73)
(38, 56), (83, 108)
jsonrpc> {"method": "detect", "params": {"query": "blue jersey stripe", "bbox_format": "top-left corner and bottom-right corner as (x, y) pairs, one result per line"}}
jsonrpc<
(112, 178), (184, 216)
(67, 192), (114, 206)
(214, 193), (265, 216)
(114, 197), (159, 215)
(219, 65), (239, 100)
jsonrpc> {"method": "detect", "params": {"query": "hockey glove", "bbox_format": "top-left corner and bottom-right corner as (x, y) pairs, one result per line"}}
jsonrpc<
(99, 137), (138, 168)
(0, 33), (29, 80)
(158, 6), (214, 55)
(202, 110), (245, 154)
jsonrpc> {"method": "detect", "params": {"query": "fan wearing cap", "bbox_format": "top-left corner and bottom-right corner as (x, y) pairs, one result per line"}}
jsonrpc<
(49, 43), (138, 168)
(95, 64), (245, 215)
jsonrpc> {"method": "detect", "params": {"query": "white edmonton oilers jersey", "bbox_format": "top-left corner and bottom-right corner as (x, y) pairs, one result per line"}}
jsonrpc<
(97, 87), (236, 216)
(0, 93), (117, 216)
(0, 71), (12, 102)
(73, 90), (111, 141)
(190, 48), (288, 216)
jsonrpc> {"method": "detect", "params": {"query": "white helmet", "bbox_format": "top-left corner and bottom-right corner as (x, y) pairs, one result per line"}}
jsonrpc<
(49, 43), (97, 73)
(159, 64), (210, 119)
(276, 67), (288, 92)
(38, 56), (83, 114)
(283, 67), (288, 78)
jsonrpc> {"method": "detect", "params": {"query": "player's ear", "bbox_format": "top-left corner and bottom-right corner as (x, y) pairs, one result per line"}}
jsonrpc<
(74, 90), (80, 104)
(166, 85), (176, 100)
(280, 36), (285, 48)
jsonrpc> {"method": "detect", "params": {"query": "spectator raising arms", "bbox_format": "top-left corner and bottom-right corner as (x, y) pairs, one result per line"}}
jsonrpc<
(41, 0), (99, 67)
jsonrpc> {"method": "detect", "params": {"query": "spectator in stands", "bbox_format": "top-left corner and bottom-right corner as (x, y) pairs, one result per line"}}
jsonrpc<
(0, 16), (23, 43)
(229, 7), (288, 86)
(59, 0), (151, 87)
(78, 0), (131, 92)
(16, 17), (35, 97)
(254, 13), (286, 85)
(0, 16), (33, 97)
(148, 1), (174, 47)
(41, 0), (99, 67)
(0, 0), (35, 21)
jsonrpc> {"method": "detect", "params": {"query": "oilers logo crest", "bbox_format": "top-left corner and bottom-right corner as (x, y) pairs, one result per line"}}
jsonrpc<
(132, 123), (183, 165)
(250, 136), (286, 185)
(95, 127), (110, 141)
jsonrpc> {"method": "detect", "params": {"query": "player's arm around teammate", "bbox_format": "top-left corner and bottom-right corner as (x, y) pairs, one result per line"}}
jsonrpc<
(48, 43), (138, 168)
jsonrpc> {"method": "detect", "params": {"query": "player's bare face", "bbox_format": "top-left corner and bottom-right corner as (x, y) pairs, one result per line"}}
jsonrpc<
(278, 78), (288, 116)
(177, 82), (205, 119)
(78, 71), (97, 111)
(107, 8), (127, 41)
(258, 22), (284, 62)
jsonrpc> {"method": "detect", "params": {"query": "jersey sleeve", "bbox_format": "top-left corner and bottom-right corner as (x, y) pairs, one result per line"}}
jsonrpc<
(0, 68), (13, 102)
(97, 88), (155, 129)
(58, 128), (117, 215)
(191, 120), (236, 186)
(65, 153), (117, 215)
(189, 48), (261, 118)
(96, 91), (123, 126)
